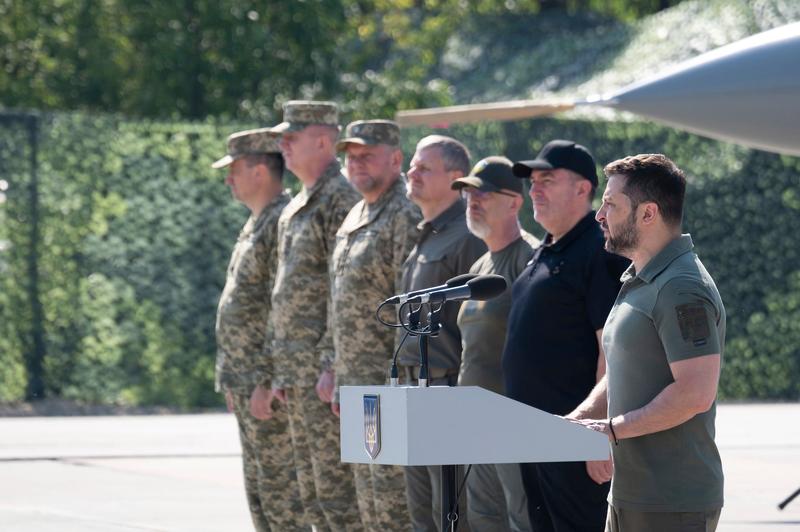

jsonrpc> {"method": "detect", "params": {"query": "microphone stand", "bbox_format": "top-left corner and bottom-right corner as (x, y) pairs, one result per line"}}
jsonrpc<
(418, 303), (442, 388)
(425, 303), (460, 532)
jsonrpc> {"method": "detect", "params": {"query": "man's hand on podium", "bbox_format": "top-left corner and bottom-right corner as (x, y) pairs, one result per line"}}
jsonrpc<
(330, 402), (340, 418)
(564, 414), (614, 485)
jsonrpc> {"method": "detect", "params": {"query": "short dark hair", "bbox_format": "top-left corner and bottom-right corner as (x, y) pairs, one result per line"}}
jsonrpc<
(246, 153), (284, 181)
(417, 135), (471, 176)
(603, 154), (686, 227)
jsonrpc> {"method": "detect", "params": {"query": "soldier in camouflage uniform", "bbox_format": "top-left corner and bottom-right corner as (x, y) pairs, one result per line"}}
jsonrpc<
(330, 120), (421, 531)
(254, 101), (364, 532)
(212, 128), (307, 531)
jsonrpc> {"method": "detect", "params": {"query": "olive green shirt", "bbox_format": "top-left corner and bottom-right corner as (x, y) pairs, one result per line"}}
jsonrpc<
(215, 192), (291, 393)
(604, 234), (725, 512)
(330, 178), (421, 399)
(456, 232), (539, 394)
(396, 200), (488, 371)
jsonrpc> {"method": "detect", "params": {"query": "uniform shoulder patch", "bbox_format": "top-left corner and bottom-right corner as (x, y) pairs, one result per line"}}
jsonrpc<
(675, 303), (710, 347)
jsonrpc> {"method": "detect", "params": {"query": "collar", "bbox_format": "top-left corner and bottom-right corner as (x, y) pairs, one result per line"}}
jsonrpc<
(305, 158), (342, 198)
(417, 199), (465, 233)
(353, 177), (405, 230)
(543, 210), (597, 252)
(624, 234), (694, 284)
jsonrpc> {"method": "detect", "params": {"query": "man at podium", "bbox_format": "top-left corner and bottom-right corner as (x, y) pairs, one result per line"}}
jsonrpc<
(575, 154), (725, 532)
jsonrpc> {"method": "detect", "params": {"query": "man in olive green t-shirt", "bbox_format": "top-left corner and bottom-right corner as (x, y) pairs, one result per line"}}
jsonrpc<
(571, 154), (725, 532)
(451, 156), (538, 532)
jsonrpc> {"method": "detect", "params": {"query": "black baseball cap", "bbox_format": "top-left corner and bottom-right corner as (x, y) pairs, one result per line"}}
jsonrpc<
(451, 156), (523, 195)
(512, 140), (598, 186)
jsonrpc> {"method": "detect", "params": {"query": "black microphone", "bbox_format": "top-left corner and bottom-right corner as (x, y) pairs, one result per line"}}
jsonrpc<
(383, 273), (479, 305)
(406, 274), (507, 305)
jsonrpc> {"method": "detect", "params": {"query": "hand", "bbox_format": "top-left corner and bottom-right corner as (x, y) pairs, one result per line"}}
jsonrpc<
(574, 418), (613, 441)
(331, 402), (340, 417)
(272, 387), (287, 404)
(224, 390), (234, 413)
(249, 384), (274, 420)
(315, 370), (335, 403)
(586, 458), (613, 484)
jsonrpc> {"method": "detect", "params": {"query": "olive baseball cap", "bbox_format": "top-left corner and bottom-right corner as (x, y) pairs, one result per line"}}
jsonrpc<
(271, 100), (340, 133)
(451, 156), (522, 195)
(512, 139), (598, 186)
(336, 120), (401, 151)
(211, 127), (281, 169)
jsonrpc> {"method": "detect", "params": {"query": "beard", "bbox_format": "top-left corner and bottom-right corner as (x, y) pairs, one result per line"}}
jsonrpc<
(605, 211), (639, 255)
(466, 215), (491, 240)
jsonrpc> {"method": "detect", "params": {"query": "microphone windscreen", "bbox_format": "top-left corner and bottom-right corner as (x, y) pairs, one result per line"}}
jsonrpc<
(466, 274), (507, 300)
(445, 273), (480, 287)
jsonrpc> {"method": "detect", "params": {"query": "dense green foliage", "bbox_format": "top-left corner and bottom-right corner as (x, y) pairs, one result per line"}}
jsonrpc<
(0, 114), (256, 406)
(2, 112), (799, 405)
(0, 0), (685, 121)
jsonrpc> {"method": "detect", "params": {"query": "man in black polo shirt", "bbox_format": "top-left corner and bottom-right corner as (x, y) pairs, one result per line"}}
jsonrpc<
(502, 140), (629, 531)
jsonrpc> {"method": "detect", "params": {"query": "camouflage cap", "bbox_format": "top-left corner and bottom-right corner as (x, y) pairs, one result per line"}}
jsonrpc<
(271, 100), (340, 133)
(211, 127), (281, 169)
(336, 119), (401, 151)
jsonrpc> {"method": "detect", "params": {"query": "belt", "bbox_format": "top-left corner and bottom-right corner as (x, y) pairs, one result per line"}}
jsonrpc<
(398, 364), (459, 382)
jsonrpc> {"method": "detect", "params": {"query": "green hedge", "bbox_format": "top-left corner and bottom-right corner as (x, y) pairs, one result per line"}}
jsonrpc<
(1, 111), (799, 405)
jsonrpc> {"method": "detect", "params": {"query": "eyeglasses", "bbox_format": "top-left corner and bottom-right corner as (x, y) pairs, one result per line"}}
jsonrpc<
(460, 188), (519, 200)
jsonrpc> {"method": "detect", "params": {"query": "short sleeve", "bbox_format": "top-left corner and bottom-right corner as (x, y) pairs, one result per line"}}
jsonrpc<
(586, 248), (628, 330)
(653, 277), (722, 363)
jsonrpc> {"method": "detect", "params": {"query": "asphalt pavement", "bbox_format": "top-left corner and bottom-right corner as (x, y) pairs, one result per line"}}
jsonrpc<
(0, 403), (798, 531)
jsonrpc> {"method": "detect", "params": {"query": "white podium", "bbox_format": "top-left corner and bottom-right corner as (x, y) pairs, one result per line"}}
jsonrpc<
(340, 385), (609, 466)
(340, 385), (609, 530)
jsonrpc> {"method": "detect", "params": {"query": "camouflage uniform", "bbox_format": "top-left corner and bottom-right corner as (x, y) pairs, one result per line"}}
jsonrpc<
(213, 128), (307, 531)
(332, 121), (421, 531)
(269, 101), (364, 532)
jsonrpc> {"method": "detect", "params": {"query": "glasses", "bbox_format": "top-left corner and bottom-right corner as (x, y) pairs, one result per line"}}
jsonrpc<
(460, 188), (519, 200)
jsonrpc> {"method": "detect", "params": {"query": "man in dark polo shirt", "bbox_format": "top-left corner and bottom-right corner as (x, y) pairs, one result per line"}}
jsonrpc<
(398, 134), (487, 531)
(502, 140), (629, 531)
(572, 154), (725, 532)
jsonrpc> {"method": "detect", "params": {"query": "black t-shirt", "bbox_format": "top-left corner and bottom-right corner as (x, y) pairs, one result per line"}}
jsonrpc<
(502, 211), (629, 415)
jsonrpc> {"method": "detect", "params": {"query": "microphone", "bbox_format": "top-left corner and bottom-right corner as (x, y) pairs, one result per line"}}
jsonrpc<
(406, 274), (507, 305)
(383, 273), (479, 305)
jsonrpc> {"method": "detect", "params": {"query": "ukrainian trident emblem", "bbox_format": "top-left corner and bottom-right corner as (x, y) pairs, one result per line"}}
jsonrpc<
(363, 394), (381, 460)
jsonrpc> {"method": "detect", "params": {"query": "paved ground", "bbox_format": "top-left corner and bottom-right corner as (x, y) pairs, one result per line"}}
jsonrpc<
(0, 403), (798, 531)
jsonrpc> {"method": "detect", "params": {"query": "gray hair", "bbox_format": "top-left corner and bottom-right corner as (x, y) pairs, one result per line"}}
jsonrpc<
(416, 135), (471, 177)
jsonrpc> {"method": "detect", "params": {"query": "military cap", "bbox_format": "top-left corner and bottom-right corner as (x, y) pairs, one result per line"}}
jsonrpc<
(335, 119), (401, 151)
(211, 127), (281, 169)
(271, 100), (340, 133)
(452, 156), (523, 195)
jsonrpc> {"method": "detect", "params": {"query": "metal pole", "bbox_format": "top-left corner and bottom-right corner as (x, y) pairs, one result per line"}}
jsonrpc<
(25, 114), (45, 400)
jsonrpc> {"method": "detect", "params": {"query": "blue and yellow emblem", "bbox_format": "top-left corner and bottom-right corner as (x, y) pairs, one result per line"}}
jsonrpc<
(363, 394), (381, 460)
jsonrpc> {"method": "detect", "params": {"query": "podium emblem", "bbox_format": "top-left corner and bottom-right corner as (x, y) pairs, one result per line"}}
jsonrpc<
(363, 394), (381, 459)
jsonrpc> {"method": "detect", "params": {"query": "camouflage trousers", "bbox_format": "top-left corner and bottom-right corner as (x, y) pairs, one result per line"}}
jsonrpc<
(230, 391), (308, 531)
(465, 463), (531, 532)
(286, 385), (364, 532)
(351, 461), (410, 531)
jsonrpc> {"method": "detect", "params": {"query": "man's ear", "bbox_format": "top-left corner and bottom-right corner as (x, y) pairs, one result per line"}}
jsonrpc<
(640, 202), (659, 225)
(576, 178), (593, 199)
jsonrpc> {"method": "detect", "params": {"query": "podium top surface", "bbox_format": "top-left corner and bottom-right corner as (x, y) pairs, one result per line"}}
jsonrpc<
(339, 385), (609, 466)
